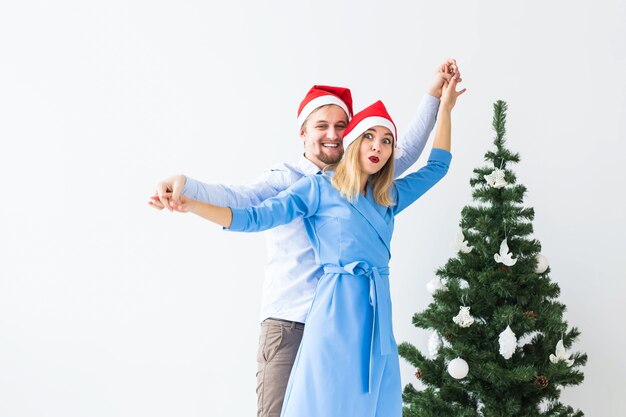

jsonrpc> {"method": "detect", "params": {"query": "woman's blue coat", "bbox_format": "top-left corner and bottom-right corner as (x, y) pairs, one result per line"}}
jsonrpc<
(229, 148), (451, 417)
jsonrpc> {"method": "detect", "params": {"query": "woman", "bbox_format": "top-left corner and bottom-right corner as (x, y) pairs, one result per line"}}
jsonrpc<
(169, 77), (464, 417)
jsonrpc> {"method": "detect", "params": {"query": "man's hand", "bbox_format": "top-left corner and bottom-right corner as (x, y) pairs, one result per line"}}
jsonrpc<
(149, 192), (194, 213)
(148, 174), (187, 212)
(428, 58), (462, 99)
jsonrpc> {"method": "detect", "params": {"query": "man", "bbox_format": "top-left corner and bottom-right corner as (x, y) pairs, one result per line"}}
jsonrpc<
(149, 60), (462, 417)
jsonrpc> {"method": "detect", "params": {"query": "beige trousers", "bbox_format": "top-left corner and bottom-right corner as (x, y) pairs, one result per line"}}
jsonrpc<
(256, 318), (304, 417)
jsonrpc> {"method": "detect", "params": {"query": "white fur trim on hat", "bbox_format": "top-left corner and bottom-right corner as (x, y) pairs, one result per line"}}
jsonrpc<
(343, 116), (397, 149)
(297, 96), (351, 131)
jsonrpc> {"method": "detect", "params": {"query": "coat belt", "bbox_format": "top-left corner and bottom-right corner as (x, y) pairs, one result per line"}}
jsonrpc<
(323, 261), (391, 393)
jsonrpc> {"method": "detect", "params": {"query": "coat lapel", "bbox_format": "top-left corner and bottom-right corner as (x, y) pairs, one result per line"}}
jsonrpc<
(346, 187), (392, 256)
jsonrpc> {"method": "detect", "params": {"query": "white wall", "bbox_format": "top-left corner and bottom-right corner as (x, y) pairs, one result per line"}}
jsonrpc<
(1, 1), (624, 416)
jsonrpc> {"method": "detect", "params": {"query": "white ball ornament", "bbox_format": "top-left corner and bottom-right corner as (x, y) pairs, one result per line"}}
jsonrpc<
(535, 254), (549, 274)
(447, 357), (469, 379)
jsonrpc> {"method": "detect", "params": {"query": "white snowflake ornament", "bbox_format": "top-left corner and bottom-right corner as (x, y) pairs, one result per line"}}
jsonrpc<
(428, 331), (442, 358)
(454, 227), (474, 254)
(499, 325), (517, 359)
(484, 168), (508, 188)
(426, 277), (447, 294)
(457, 279), (470, 289)
(494, 238), (517, 266)
(549, 339), (574, 366)
(452, 306), (475, 328)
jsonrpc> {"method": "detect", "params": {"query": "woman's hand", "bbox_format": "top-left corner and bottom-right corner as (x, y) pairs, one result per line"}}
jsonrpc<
(149, 193), (232, 227)
(148, 192), (195, 213)
(440, 75), (466, 112)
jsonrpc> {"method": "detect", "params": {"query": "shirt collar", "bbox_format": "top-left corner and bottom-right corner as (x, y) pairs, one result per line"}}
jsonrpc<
(297, 154), (324, 175)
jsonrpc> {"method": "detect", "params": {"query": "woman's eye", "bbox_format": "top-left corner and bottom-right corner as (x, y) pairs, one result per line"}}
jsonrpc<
(383, 138), (392, 144)
(364, 133), (373, 139)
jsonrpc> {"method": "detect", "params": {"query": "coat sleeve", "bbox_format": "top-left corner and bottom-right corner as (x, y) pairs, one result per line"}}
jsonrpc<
(226, 175), (321, 232)
(392, 148), (452, 215)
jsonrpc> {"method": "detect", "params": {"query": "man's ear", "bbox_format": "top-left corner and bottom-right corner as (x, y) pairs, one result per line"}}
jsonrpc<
(299, 126), (307, 140)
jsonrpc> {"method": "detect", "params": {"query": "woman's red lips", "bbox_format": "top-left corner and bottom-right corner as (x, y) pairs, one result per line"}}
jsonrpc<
(369, 156), (379, 163)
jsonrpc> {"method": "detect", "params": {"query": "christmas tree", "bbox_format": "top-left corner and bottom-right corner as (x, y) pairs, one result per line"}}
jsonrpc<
(399, 101), (587, 417)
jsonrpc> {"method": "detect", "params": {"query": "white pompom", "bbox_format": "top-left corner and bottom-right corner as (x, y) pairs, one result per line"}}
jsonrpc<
(428, 331), (442, 358)
(426, 277), (446, 294)
(535, 254), (549, 274)
(447, 357), (469, 379)
(499, 325), (517, 359)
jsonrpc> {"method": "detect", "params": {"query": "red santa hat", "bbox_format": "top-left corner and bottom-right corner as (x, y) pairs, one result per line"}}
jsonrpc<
(343, 100), (401, 157)
(297, 85), (353, 130)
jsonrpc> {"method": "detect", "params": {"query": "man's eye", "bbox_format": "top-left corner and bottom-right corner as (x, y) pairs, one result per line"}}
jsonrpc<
(316, 125), (328, 129)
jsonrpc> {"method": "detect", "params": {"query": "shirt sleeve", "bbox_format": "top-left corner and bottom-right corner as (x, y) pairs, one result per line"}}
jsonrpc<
(182, 168), (291, 208)
(392, 148), (452, 215)
(394, 94), (440, 177)
(227, 175), (321, 232)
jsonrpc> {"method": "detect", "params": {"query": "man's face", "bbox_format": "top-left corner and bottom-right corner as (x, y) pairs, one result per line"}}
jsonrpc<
(300, 105), (349, 168)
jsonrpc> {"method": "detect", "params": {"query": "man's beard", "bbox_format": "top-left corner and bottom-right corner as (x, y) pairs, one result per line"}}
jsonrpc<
(317, 150), (343, 165)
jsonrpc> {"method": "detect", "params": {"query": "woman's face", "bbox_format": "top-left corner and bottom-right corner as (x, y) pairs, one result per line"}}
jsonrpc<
(358, 126), (394, 176)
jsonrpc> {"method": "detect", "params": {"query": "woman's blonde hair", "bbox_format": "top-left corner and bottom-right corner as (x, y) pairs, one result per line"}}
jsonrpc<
(329, 135), (396, 206)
